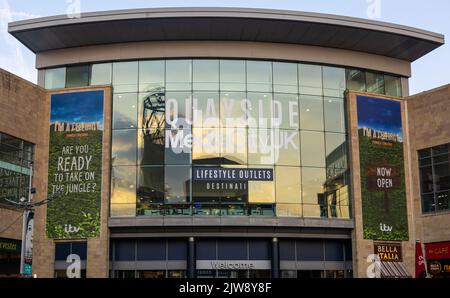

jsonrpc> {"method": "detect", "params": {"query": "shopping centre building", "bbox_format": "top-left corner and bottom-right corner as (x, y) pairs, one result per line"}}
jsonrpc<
(0, 7), (449, 278)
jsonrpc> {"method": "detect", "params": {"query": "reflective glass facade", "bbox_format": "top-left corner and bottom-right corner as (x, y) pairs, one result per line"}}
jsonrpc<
(44, 59), (403, 218)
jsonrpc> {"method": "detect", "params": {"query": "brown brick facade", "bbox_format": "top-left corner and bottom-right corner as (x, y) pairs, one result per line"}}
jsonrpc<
(406, 85), (450, 245)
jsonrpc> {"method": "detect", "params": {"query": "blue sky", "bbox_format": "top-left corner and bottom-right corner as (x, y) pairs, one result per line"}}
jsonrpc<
(50, 90), (104, 125)
(357, 96), (403, 139)
(1, 0), (449, 95)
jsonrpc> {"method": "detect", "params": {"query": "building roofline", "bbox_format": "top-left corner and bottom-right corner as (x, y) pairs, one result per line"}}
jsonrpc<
(8, 7), (444, 61)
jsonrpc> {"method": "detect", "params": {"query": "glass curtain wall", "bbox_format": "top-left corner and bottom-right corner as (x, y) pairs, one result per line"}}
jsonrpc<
(43, 59), (403, 219)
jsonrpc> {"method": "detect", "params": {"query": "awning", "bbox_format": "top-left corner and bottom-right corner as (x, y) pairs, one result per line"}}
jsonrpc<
(381, 262), (411, 278)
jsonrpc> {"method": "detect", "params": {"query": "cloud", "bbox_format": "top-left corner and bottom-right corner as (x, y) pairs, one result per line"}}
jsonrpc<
(0, 0), (40, 83)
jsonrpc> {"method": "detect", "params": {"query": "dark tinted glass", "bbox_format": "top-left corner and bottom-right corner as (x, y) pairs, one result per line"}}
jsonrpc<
(137, 240), (166, 260)
(296, 240), (324, 261)
(196, 240), (216, 260)
(168, 240), (188, 260)
(66, 65), (89, 88)
(218, 240), (247, 260)
(249, 240), (270, 260)
(114, 240), (135, 261)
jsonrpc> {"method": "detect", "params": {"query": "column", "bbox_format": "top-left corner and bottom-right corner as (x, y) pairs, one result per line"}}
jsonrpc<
(188, 237), (196, 278)
(272, 237), (279, 278)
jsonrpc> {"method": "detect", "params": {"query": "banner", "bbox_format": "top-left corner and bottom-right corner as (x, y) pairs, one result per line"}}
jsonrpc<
(356, 95), (408, 241)
(46, 90), (104, 239)
(22, 210), (34, 275)
(415, 241), (426, 278)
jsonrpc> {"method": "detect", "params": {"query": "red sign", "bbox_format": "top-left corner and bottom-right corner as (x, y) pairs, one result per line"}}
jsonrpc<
(415, 241), (426, 278)
(425, 242), (450, 260)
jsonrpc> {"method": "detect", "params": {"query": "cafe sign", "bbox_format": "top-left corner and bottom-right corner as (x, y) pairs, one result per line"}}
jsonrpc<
(374, 242), (403, 262)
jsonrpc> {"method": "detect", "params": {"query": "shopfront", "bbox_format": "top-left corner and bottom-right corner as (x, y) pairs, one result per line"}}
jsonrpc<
(109, 237), (352, 278)
(0, 237), (21, 277)
(425, 242), (450, 278)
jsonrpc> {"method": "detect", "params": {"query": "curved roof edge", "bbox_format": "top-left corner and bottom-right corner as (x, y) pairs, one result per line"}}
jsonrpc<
(8, 7), (445, 61)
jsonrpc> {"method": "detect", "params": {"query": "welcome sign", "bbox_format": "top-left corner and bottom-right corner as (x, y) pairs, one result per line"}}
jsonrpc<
(46, 90), (104, 239)
(356, 96), (408, 241)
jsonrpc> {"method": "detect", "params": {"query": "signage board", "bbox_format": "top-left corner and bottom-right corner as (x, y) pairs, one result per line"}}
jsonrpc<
(46, 90), (104, 239)
(356, 95), (409, 241)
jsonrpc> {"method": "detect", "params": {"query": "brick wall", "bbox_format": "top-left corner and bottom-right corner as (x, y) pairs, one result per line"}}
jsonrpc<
(0, 69), (46, 241)
(406, 84), (450, 244)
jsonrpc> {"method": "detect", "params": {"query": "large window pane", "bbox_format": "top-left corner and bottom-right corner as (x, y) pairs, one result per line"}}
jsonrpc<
(247, 61), (272, 92)
(299, 64), (322, 96)
(346, 69), (366, 92)
(276, 204), (302, 217)
(299, 95), (324, 131)
(165, 166), (190, 204)
(138, 128), (164, 165)
(276, 166), (301, 203)
(301, 131), (325, 167)
(66, 65), (89, 88)
(113, 93), (137, 129)
(111, 165), (136, 217)
(247, 93), (273, 128)
(138, 166), (164, 204)
(220, 92), (247, 128)
(166, 60), (192, 91)
(248, 129), (275, 165)
(113, 62), (138, 93)
(165, 128), (191, 165)
(323, 66), (345, 98)
(249, 166), (275, 203)
(325, 133), (348, 172)
(193, 92), (220, 128)
(220, 60), (246, 91)
(275, 130), (300, 166)
(111, 204), (137, 217)
(220, 127), (247, 165)
(324, 97), (346, 133)
(366, 72), (385, 94)
(420, 166), (434, 194)
(91, 63), (112, 85)
(384, 75), (402, 97)
(193, 59), (219, 90)
(112, 130), (137, 166)
(139, 90), (165, 129)
(273, 62), (298, 93)
(45, 68), (66, 89)
(192, 128), (220, 164)
(139, 60), (165, 92)
(111, 166), (136, 204)
(165, 92), (192, 129)
(434, 163), (450, 191)
(273, 94), (299, 130)
(302, 167), (326, 204)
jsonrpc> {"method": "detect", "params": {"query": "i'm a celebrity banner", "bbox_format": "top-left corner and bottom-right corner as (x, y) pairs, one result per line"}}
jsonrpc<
(356, 96), (408, 241)
(46, 90), (104, 239)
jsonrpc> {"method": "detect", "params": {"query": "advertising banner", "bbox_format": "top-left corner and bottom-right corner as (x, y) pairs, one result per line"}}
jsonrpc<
(46, 90), (104, 239)
(356, 95), (408, 241)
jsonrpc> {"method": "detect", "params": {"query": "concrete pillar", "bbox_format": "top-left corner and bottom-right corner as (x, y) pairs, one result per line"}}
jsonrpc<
(271, 237), (279, 278)
(188, 237), (196, 278)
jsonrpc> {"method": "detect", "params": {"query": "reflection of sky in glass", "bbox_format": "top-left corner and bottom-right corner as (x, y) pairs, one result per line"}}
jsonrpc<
(50, 91), (104, 129)
(357, 96), (402, 140)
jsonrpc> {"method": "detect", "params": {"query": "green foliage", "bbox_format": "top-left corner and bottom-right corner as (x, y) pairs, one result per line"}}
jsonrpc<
(46, 130), (102, 239)
(359, 132), (409, 241)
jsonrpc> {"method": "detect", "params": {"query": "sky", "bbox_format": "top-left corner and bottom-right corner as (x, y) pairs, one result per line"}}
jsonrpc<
(0, 0), (449, 95)
(50, 91), (104, 124)
(357, 96), (403, 139)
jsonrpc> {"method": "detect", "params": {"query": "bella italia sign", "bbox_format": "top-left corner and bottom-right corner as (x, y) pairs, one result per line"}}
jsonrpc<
(46, 90), (104, 239)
